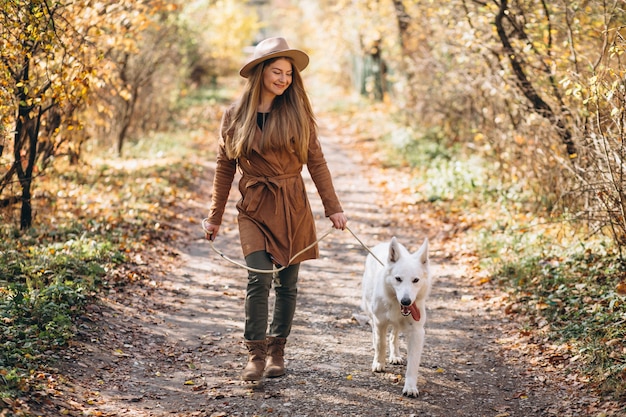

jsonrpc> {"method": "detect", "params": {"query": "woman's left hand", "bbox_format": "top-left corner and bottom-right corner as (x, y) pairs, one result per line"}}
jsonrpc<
(329, 212), (348, 230)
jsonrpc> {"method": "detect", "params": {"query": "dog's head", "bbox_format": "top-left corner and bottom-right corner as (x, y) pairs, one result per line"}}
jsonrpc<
(385, 237), (430, 316)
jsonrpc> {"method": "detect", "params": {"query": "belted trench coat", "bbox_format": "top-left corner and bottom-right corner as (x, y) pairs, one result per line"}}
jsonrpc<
(207, 105), (343, 267)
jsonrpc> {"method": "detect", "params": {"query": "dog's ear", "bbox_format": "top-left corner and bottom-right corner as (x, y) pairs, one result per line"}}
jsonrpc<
(416, 238), (429, 265)
(388, 236), (401, 263)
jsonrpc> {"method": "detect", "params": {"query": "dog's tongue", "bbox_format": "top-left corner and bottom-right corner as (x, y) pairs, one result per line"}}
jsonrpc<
(409, 303), (421, 321)
(402, 302), (421, 321)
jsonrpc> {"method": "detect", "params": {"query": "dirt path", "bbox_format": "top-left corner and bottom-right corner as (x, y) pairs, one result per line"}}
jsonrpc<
(37, 117), (598, 416)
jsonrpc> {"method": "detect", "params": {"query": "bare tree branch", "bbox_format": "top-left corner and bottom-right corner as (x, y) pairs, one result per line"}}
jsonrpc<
(494, 0), (577, 157)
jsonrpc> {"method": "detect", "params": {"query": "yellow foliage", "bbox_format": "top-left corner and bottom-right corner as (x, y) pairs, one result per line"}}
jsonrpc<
(181, 0), (260, 74)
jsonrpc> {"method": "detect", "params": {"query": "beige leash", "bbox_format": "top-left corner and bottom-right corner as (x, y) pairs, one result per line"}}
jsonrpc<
(201, 218), (384, 273)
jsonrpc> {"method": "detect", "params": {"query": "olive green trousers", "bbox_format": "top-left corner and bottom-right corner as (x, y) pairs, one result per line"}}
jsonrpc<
(244, 251), (300, 341)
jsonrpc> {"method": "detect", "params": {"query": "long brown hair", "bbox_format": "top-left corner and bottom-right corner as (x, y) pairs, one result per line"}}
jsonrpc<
(224, 57), (316, 164)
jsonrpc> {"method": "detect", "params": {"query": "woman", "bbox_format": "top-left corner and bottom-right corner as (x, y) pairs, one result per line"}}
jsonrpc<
(204, 37), (348, 381)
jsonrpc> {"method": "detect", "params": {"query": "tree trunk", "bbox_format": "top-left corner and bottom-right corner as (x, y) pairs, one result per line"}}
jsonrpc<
(391, 0), (418, 113)
(494, 0), (577, 158)
(116, 53), (138, 156)
(116, 112), (130, 156)
(15, 111), (39, 230)
(392, 0), (410, 51)
(14, 58), (40, 230)
(20, 176), (33, 230)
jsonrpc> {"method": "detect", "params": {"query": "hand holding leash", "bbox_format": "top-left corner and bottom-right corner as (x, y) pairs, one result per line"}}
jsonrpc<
(329, 212), (348, 230)
(202, 219), (219, 241)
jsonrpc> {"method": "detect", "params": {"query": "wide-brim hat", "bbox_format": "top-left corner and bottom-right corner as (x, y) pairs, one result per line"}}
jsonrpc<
(239, 37), (309, 78)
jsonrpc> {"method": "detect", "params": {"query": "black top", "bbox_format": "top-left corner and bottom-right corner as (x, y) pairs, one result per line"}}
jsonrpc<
(257, 112), (269, 130)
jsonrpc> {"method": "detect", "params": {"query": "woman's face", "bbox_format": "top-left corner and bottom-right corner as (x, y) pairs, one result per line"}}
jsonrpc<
(261, 58), (293, 97)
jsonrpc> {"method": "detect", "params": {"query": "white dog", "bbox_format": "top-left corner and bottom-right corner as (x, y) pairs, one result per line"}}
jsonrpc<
(361, 236), (431, 397)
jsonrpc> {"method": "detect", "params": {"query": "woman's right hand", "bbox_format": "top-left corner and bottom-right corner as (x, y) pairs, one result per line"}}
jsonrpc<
(329, 212), (348, 230)
(204, 223), (220, 241)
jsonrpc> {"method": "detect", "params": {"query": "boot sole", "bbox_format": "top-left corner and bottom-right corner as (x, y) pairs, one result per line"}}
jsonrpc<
(242, 374), (264, 382)
(264, 370), (285, 378)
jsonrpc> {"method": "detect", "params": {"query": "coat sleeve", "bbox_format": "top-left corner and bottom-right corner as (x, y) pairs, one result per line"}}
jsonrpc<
(207, 108), (237, 225)
(306, 130), (343, 217)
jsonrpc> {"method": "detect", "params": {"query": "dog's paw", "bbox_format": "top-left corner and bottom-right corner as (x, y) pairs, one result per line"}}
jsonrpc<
(402, 383), (419, 398)
(372, 361), (385, 372)
(389, 356), (405, 365)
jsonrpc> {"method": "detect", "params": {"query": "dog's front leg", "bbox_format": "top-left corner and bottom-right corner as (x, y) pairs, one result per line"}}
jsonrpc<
(388, 326), (404, 364)
(371, 321), (387, 372)
(402, 325), (425, 397)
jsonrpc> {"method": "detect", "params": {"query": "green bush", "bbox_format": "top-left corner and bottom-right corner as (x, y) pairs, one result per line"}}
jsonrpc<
(496, 249), (626, 398)
(0, 234), (123, 395)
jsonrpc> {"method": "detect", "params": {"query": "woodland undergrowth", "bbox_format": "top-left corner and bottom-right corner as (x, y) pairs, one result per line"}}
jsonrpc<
(0, 89), (225, 413)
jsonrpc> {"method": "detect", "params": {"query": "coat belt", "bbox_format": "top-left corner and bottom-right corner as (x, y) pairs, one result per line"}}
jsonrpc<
(242, 172), (301, 214)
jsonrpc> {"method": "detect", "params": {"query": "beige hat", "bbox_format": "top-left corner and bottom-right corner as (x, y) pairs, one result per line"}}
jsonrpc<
(239, 37), (309, 78)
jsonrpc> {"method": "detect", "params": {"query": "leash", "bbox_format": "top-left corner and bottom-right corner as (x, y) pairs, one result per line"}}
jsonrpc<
(201, 218), (385, 273)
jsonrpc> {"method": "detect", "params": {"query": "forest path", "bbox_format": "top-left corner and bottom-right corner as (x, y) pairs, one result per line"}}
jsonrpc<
(39, 114), (592, 417)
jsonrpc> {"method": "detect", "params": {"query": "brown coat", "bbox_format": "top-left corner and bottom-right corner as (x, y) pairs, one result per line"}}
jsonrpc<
(207, 105), (343, 266)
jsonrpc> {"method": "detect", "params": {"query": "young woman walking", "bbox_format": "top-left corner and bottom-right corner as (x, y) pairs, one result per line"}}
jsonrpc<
(204, 37), (348, 381)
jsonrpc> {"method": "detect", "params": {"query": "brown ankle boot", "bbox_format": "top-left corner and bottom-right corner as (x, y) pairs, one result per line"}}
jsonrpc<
(265, 337), (287, 378)
(242, 340), (267, 381)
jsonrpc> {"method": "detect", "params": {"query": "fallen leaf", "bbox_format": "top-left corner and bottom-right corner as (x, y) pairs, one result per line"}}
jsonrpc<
(512, 391), (528, 399)
(112, 349), (129, 357)
(192, 383), (207, 392)
(606, 339), (621, 347)
(477, 277), (491, 285)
